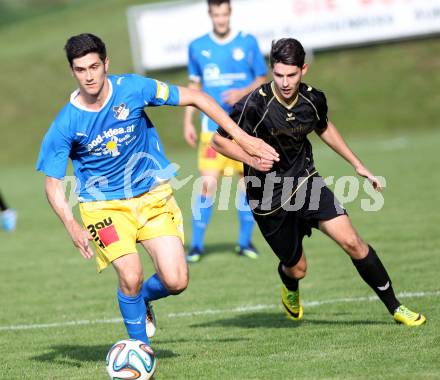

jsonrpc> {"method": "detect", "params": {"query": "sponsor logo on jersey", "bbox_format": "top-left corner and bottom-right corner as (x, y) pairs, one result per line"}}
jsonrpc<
(87, 125), (136, 157)
(105, 136), (120, 157)
(232, 47), (245, 61)
(203, 63), (221, 81)
(201, 49), (211, 58)
(286, 112), (296, 121)
(113, 103), (130, 120)
(203, 63), (247, 87)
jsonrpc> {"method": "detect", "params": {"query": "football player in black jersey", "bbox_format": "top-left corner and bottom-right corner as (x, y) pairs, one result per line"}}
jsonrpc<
(213, 38), (426, 326)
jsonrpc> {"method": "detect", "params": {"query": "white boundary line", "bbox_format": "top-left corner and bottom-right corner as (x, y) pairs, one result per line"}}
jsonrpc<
(1, 290), (438, 332)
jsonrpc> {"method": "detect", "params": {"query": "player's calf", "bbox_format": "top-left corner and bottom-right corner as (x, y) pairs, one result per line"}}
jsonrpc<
(352, 245), (401, 315)
(281, 254), (307, 281)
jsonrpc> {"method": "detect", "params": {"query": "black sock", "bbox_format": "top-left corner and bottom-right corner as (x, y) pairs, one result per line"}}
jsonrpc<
(352, 245), (401, 314)
(0, 193), (8, 211)
(278, 262), (299, 291)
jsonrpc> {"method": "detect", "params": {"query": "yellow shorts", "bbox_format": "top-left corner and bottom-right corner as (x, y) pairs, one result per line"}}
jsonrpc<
(79, 183), (184, 273)
(198, 132), (243, 176)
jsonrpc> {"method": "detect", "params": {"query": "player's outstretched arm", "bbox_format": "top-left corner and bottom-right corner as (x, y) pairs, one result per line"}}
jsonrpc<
(45, 177), (94, 259)
(182, 81), (200, 148)
(318, 121), (383, 191)
(178, 86), (279, 162)
(211, 133), (274, 172)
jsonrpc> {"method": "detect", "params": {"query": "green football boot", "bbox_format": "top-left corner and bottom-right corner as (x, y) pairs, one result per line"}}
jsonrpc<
(393, 305), (426, 326)
(281, 284), (303, 321)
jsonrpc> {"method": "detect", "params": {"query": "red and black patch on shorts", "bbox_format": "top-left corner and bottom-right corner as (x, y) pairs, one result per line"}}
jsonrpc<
(87, 217), (119, 248)
(97, 224), (120, 246)
(204, 145), (217, 159)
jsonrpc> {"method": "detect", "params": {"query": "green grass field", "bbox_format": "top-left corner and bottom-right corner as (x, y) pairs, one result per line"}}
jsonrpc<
(1, 0), (440, 378)
(1, 128), (440, 379)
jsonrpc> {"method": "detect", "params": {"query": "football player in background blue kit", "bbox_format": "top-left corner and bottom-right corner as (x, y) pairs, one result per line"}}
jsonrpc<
(36, 34), (278, 350)
(0, 191), (17, 232)
(184, 0), (268, 262)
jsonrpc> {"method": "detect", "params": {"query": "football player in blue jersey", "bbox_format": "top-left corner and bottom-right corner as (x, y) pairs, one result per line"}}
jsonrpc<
(36, 34), (278, 347)
(184, 0), (268, 263)
(0, 191), (17, 232)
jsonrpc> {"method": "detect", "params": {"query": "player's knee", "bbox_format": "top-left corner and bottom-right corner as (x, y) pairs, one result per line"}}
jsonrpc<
(163, 271), (189, 295)
(341, 234), (366, 258)
(119, 272), (143, 296)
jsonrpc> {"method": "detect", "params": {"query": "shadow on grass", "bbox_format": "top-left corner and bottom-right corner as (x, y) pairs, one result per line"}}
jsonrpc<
(31, 344), (178, 367)
(184, 242), (239, 257)
(157, 337), (249, 344)
(190, 312), (301, 329)
(190, 312), (389, 329)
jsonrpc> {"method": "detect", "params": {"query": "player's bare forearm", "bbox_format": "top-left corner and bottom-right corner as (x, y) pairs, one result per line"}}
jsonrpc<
(236, 76), (267, 98)
(211, 133), (274, 172)
(318, 122), (383, 190)
(45, 176), (77, 229)
(223, 76), (266, 106)
(183, 105), (196, 125)
(45, 176), (94, 258)
(182, 82), (200, 148)
(183, 81), (200, 125)
(178, 86), (279, 161)
(318, 121), (363, 169)
(248, 76), (267, 93)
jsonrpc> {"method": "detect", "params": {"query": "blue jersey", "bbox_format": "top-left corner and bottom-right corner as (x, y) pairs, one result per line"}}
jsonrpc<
(188, 31), (267, 132)
(36, 74), (179, 202)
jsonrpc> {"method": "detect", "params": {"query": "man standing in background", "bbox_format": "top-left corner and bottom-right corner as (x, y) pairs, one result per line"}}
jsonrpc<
(184, 0), (267, 263)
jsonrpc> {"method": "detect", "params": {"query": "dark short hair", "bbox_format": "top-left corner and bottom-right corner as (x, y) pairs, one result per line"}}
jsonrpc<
(64, 33), (107, 67)
(270, 38), (305, 68)
(208, 0), (230, 7)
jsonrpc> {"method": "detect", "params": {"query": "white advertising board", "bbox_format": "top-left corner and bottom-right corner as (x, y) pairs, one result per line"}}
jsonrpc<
(127, 0), (440, 72)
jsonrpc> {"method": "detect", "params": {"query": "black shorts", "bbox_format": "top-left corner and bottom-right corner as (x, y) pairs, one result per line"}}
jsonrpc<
(252, 175), (346, 267)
